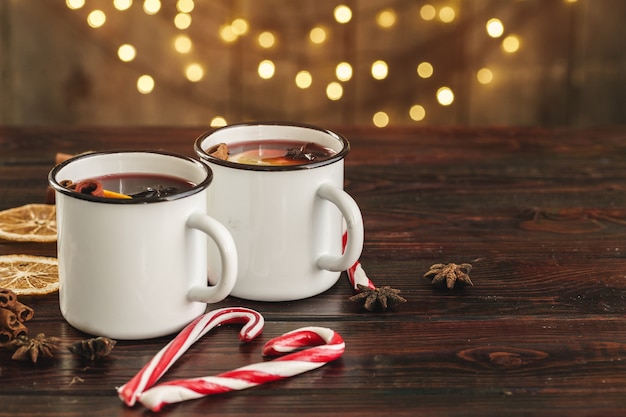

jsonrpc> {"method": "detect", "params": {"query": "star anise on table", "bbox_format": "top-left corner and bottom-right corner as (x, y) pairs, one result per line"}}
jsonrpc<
(349, 284), (407, 311)
(423, 262), (474, 289)
(68, 336), (116, 361)
(4, 333), (61, 363)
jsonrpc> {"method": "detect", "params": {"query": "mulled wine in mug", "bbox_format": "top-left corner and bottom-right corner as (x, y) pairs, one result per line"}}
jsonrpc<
(49, 151), (238, 340)
(195, 122), (364, 302)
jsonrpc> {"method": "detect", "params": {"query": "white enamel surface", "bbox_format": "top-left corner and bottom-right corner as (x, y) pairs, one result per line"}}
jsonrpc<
(197, 124), (364, 301)
(316, 183), (364, 271)
(51, 152), (237, 339)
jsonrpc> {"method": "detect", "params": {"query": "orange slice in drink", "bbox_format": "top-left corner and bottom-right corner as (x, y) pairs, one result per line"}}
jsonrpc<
(0, 255), (59, 295)
(0, 204), (57, 242)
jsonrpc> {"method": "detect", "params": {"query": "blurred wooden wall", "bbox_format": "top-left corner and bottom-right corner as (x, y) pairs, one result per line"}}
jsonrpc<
(1, 0), (625, 127)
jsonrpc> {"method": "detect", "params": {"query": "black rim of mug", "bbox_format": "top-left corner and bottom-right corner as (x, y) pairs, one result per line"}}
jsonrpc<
(194, 121), (350, 172)
(48, 149), (213, 204)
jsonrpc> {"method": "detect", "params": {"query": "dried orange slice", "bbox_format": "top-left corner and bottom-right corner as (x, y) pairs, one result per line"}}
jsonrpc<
(0, 255), (59, 295)
(0, 204), (57, 242)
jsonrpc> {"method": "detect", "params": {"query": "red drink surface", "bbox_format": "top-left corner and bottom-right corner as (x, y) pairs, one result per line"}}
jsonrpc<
(227, 140), (336, 166)
(88, 172), (195, 199)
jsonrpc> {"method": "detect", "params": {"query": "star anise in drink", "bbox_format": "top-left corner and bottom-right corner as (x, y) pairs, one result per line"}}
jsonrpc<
(5, 333), (61, 363)
(424, 262), (474, 289)
(129, 186), (179, 199)
(349, 284), (407, 311)
(286, 143), (325, 162)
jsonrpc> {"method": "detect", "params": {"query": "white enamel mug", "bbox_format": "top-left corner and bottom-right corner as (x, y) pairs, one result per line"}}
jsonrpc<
(49, 151), (238, 339)
(194, 123), (363, 301)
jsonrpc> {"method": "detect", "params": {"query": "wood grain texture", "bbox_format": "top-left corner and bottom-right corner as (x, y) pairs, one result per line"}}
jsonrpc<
(1, 126), (626, 416)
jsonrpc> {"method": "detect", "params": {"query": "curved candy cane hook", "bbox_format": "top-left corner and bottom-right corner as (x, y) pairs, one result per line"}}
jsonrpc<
(117, 307), (264, 407)
(138, 326), (345, 412)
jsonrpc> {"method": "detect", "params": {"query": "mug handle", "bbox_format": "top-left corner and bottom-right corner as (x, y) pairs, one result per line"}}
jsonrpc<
(316, 183), (364, 272)
(185, 212), (238, 303)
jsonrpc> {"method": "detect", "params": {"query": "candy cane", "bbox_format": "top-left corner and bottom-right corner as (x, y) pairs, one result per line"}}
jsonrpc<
(117, 307), (264, 407)
(138, 326), (345, 412)
(343, 230), (375, 291)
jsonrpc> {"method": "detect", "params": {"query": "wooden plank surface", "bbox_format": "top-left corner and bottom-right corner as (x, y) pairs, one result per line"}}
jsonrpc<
(1, 126), (625, 416)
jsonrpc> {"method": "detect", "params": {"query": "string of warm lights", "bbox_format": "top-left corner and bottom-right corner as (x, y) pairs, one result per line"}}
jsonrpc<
(64, 0), (578, 127)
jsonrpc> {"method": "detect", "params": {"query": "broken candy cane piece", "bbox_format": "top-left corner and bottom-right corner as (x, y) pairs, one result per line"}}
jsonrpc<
(342, 230), (375, 291)
(117, 307), (264, 407)
(138, 326), (345, 412)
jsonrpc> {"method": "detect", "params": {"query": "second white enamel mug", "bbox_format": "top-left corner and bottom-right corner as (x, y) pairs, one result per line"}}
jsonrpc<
(195, 123), (363, 302)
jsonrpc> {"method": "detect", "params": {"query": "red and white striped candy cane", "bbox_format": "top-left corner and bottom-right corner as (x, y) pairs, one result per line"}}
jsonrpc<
(343, 230), (375, 291)
(117, 307), (264, 407)
(138, 326), (345, 412)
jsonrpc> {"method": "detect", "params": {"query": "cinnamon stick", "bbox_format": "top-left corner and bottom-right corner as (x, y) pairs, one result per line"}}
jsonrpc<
(0, 288), (16, 308)
(0, 288), (34, 322)
(0, 308), (28, 340)
(0, 328), (12, 344)
(6, 301), (34, 323)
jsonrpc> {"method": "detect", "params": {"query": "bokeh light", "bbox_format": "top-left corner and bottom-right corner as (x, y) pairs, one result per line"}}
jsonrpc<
(66, 0), (85, 9)
(334, 5), (352, 24)
(436, 87), (454, 106)
(258, 60), (275, 79)
(502, 35), (521, 53)
(486, 18), (504, 38)
(409, 105), (426, 121)
(309, 27), (327, 44)
(87, 10), (106, 28)
(373, 111), (389, 127)
(420, 5), (436, 21)
(210, 116), (227, 127)
(219, 24), (237, 43)
(185, 63), (204, 82)
(174, 13), (192, 30)
(174, 34), (192, 53)
(336, 62), (353, 82)
(371, 60), (388, 80)
(376, 9), (397, 28)
(439, 6), (456, 23)
(137, 75), (155, 94)
(176, 0), (194, 13)
(117, 44), (136, 62)
(113, 0), (132, 11)
(258, 31), (276, 48)
(326, 82), (343, 100)
(477, 68), (494, 84)
(417, 62), (434, 78)
(143, 0), (161, 15)
(231, 18), (249, 36)
(295, 70), (313, 89)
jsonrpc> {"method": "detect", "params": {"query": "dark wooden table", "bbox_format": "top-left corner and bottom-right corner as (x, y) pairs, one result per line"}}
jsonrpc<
(1, 126), (626, 416)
